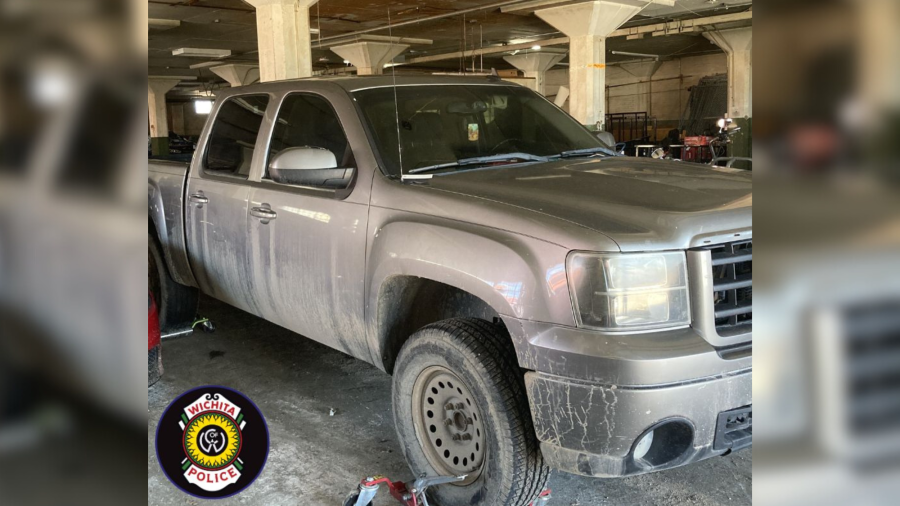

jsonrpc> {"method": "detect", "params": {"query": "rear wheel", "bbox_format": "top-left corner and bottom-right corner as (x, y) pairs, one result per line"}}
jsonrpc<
(149, 233), (198, 331)
(392, 318), (549, 506)
(148, 345), (162, 386)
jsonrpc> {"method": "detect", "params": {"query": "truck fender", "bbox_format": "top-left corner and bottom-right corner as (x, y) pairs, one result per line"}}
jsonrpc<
(365, 217), (576, 368)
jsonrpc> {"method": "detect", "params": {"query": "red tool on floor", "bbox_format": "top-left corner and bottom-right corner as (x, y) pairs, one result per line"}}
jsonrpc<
(342, 474), (551, 506)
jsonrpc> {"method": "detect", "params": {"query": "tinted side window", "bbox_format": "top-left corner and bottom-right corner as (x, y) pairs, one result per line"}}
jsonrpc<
(265, 94), (353, 179)
(205, 95), (269, 178)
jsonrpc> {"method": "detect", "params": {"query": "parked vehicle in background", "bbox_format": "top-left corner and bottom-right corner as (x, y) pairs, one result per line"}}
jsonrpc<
(149, 76), (752, 506)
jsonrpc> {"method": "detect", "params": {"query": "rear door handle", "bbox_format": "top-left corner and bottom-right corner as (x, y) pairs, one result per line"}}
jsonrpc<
(250, 205), (277, 224)
(189, 193), (209, 206)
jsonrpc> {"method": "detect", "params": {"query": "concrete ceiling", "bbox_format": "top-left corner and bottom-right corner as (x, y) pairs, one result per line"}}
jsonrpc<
(148, 0), (751, 91)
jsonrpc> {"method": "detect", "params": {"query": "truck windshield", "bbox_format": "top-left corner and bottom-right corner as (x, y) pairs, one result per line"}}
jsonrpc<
(353, 85), (609, 176)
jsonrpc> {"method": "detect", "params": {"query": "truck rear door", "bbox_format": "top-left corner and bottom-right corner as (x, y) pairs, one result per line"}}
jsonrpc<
(184, 94), (269, 314)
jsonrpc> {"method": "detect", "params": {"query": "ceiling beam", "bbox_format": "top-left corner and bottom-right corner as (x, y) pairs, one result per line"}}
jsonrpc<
(402, 10), (751, 65)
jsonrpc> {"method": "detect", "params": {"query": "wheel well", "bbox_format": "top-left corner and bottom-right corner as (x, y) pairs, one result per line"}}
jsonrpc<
(378, 276), (501, 374)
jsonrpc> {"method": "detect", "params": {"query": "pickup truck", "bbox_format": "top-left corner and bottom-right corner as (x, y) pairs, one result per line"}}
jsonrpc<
(149, 75), (752, 506)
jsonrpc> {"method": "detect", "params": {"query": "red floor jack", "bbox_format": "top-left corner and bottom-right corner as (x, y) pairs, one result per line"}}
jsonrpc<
(343, 474), (551, 506)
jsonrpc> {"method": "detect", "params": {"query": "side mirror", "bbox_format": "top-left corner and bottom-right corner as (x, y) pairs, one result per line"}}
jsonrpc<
(268, 147), (355, 189)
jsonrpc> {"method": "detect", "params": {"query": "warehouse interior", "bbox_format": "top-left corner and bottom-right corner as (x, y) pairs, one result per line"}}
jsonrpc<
(147, 1), (753, 505)
(149, 0), (752, 159)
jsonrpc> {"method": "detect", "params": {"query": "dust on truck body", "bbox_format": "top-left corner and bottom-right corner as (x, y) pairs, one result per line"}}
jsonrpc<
(149, 75), (751, 505)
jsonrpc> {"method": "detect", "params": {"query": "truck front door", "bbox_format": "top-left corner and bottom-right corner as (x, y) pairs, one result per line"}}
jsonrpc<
(185, 94), (269, 314)
(246, 92), (369, 360)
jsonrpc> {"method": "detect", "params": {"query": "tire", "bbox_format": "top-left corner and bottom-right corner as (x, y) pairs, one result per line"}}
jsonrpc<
(149, 233), (198, 332)
(148, 345), (162, 387)
(392, 318), (549, 506)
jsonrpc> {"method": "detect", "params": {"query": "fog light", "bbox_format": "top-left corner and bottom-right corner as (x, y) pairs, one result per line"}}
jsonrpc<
(633, 430), (654, 460)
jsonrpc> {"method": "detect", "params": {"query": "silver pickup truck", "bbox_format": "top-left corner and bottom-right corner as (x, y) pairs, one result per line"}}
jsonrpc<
(149, 75), (752, 506)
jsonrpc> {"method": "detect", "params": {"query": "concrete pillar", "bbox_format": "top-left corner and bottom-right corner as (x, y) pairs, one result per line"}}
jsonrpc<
(148, 78), (180, 156)
(210, 64), (260, 87)
(245, 0), (318, 82)
(330, 41), (409, 75)
(619, 60), (662, 119)
(536, 1), (643, 127)
(170, 103), (185, 136)
(503, 49), (567, 96)
(704, 27), (752, 156)
(704, 27), (752, 119)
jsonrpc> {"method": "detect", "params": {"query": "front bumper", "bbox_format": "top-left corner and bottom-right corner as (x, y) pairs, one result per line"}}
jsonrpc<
(503, 317), (752, 478)
(527, 370), (751, 477)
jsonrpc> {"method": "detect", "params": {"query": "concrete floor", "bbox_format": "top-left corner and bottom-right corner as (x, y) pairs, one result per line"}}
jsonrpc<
(148, 296), (751, 506)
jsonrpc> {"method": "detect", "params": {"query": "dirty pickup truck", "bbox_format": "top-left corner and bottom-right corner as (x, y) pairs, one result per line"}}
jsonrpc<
(149, 75), (752, 505)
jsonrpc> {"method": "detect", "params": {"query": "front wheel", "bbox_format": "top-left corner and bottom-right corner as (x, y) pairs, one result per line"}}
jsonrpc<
(392, 318), (549, 506)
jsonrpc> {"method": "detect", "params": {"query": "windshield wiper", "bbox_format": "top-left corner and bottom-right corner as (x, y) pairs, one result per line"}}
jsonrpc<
(407, 152), (549, 174)
(550, 146), (615, 159)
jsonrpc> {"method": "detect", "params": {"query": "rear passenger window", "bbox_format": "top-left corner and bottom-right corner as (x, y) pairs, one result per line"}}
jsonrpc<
(265, 93), (354, 181)
(205, 95), (269, 178)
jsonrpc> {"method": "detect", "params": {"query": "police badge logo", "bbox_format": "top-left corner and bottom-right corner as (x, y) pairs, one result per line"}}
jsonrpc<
(155, 386), (269, 498)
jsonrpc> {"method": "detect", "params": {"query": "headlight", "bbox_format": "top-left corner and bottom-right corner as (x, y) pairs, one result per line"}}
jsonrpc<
(567, 251), (690, 332)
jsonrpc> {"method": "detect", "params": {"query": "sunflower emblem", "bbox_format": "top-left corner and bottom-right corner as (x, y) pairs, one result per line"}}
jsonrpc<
(183, 412), (242, 469)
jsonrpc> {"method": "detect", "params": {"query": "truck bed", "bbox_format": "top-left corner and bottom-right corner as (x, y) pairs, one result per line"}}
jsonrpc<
(149, 159), (195, 287)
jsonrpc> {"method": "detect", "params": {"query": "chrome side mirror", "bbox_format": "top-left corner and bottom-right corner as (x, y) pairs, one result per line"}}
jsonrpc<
(268, 147), (355, 189)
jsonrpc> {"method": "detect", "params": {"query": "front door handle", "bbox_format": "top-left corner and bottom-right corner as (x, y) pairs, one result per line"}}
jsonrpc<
(189, 193), (209, 207)
(250, 205), (277, 224)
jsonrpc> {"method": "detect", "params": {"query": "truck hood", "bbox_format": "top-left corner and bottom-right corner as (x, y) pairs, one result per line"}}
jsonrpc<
(424, 157), (752, 251)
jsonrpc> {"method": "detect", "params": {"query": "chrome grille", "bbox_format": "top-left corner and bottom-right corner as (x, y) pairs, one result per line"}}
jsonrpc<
(844, 303), (900, 436)
(709, 240), (752, 331)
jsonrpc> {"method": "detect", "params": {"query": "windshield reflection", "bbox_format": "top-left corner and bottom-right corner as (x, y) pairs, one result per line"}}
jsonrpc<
(353, 85), (608, 176)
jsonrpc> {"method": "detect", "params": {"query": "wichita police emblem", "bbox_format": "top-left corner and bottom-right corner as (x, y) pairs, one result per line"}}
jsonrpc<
(155, 386), (269, 498)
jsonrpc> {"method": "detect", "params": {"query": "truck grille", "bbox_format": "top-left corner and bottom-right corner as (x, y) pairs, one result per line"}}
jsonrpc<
(844, 303), (900, 436)
(709, 240), (752, 331)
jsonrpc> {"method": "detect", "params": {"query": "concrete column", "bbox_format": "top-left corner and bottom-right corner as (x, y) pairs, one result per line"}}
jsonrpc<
(148, 78), (180, 156)
(503, 49), (567, 96)
(330, 41), (409, 75)
(245, 0), (318, 82)
(170, 103), (186, 135)
(704, 27), (752, 156)
(619, 60), (662, 117)
(210, 64), (261, 87)
(704, 27), (752, 119)
(536, 1), (643, 127)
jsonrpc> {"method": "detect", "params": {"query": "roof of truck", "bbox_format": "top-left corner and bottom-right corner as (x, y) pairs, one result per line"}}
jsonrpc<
(219, 74), (519, 95)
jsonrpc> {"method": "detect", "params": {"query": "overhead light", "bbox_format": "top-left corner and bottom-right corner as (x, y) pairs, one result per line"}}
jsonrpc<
(531, 45), (541, 50)
(194, 100), (213, 115)
(30, 62), (74, 108)
(173, 48), (231, 58)
(149, 18), (181, 31)
(343, 60), (351, 65)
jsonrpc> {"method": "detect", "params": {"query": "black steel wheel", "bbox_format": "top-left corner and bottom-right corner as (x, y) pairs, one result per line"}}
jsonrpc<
(392, 318), (549, 506)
